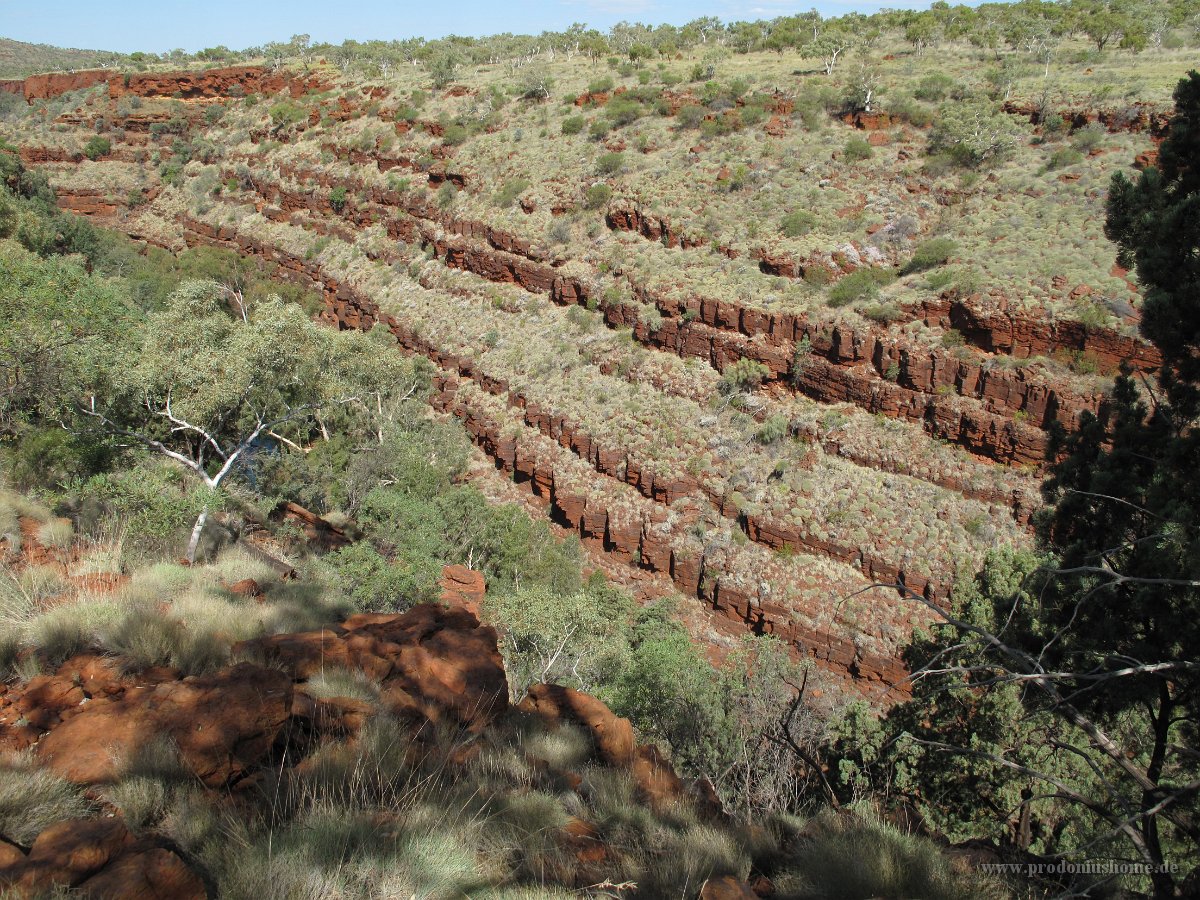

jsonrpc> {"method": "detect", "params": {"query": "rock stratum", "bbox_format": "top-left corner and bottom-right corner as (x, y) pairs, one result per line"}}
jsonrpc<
(0, 60), (1162, 699)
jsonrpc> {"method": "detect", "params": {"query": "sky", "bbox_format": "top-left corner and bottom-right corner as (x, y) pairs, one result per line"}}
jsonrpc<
(0, 0), (927, 55)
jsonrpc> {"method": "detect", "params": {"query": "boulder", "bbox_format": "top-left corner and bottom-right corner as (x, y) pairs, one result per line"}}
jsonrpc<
(238, 604), (508, 730)
(37, 663), (292, 785)
(519, 683), (635, 766)
(77, 847), (205, 900)
(2, 818), (132, 894)
(439, 564), (486, 615)
(700, 876), (759, 899)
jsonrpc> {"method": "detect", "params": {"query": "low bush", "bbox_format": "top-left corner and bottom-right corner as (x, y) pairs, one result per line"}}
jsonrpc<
(82, 136), (111, 161)
(596, 152), (624, 175)
(828, 268), (891, 307)
(843, 136), (874, 163)
(584, 183), (613, 209)
(902, 237), (957, 274)
(780, 209), (817, 237)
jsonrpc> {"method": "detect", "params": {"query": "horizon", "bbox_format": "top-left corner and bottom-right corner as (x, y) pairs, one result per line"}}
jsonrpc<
(3, 0), (950, 56)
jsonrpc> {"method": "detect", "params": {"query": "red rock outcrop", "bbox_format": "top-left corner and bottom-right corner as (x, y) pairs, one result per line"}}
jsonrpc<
(0, 818), (205, 900)
(162, 215), (928, 691)
(237, 603), (509, 730)
(5, 64), (327, 105)
(36, 662), (293, 785)
(440, 564), (486, 615)
(1002, 98), (1171, 137)
(221, 162), (1129, 465)
(16, 70), (112, 102)
(519, 683), (687, 809)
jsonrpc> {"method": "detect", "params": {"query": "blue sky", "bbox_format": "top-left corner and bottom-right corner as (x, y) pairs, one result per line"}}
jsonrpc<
(1, 0), (928, 55)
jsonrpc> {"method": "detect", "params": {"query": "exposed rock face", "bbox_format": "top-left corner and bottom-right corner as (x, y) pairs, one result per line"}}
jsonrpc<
(36, 662), (293, 785)
(519, 683), (687, 809)
(440, 564), (486, 616)
(111, 65), (326, 101)
(210, 159), (1147, 465)
(154, 217), (922, 691)
(15, 70), (111, 102)
(3, 64), (327, 105)
(237, 603), (509, 730)
(520, 684), (636, 765)
(1002, 98), (1171, 137)
(0, 818), (204, 900)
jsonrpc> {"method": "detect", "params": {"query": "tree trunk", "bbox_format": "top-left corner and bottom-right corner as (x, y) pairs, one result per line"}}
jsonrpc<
(186, 505), (210, 564)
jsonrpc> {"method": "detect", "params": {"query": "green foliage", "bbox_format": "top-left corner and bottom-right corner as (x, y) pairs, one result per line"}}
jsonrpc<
(1045, 146), (1084, 169)
(493, 178), (530, 208)
(584, 183), (612, 209)
(82, 135), (111, 161)
(560, 115), (584, 135)
(902, 237), (957, 274)
(268, 101), (307, 127)
(486, 575), (634, 698)
(328, 185), (348, 213)
(442, 124), (468, 146)
(755, 414), (789, 445)
(913, 72), (955, 102)
(928, 100), (1027, 168)
(436, 181), (457, 208)
(0, 238), (132, 441)
(827, 269), (887, 307)
(843, 136), (874, 163)
(596, 151), (624, 175)
(780, 209), (816, 238)
(719, 358), (770, 393)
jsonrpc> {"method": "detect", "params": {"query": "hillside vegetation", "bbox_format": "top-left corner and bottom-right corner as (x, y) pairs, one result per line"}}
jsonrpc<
(0, 37), (120, 79)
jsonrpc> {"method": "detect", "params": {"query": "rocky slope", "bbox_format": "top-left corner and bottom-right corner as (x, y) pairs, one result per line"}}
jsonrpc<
(0, 58), (1163, 698)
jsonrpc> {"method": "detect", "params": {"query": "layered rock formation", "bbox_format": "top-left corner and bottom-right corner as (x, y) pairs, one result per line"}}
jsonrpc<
(0, 64), (327, 104)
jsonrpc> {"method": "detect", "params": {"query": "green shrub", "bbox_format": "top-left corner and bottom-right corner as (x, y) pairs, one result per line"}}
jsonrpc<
(606, 97), (644, 127)
(928, 101), (1026, 168)
(328, 186), (348, 213)
(756, 414), (789, 445)
(596, 152), (624, 175)
(902, 237), (957, 274)
(1069, 122), (1106, 153)
(780, 210), (817, 237)
(584, 183), (612, 209)
(493, 178), (530, 208)
(719, 358), (770, 393)
(1046, 147), (1084, 170)
(843, 136), (874, 163)
(587, 76), (615, 95)
(561, 115), (585, 135)
(914, 73), (955, 102)
(442, 124), (468, 146)
(828, 269), (883, 307)
(268, 102), (307, 127)
(82, 136), (111, 161)
(677, 104), (705, 129)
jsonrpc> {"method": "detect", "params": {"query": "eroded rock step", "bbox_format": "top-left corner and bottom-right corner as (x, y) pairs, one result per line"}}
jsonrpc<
(132, 213), (925, 692)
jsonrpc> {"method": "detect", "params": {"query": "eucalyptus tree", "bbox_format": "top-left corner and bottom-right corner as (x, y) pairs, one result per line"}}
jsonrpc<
(79, 280), (418, 562)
